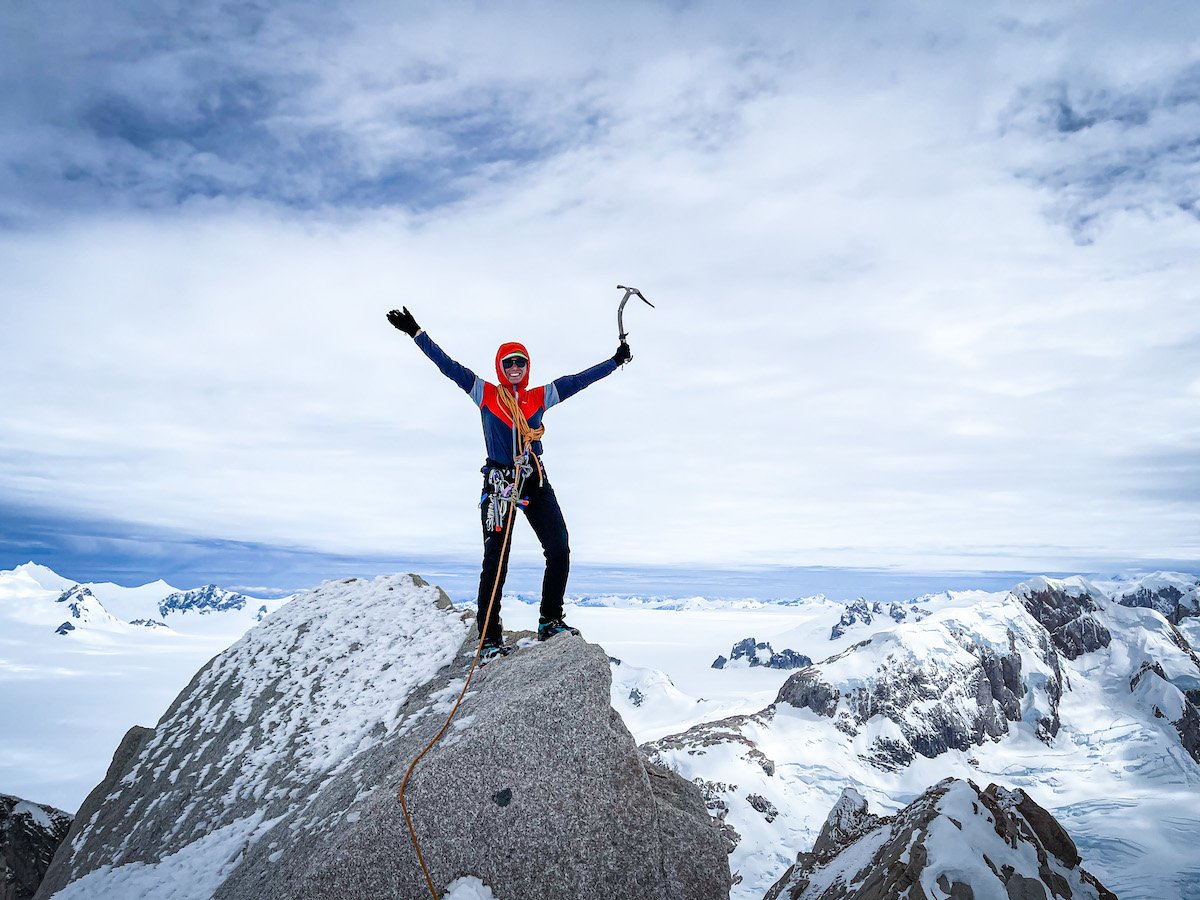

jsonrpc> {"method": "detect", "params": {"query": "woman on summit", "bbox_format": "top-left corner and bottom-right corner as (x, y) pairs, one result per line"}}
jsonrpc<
(387, 307), (631, 661)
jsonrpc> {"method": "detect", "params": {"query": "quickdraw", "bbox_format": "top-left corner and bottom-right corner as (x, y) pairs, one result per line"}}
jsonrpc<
(482, 462), (532, 532)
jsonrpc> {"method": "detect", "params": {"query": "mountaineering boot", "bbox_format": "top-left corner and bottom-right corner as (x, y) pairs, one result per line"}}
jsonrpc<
(537, 618), (581, 642)
(479, 638), (512, 665)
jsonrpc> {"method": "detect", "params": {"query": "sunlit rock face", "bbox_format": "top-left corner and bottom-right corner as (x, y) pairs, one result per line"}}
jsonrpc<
(35, 574), (730, 900)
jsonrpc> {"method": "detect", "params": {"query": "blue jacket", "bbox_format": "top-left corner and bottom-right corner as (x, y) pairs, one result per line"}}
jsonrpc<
(415, 332), (618, 465)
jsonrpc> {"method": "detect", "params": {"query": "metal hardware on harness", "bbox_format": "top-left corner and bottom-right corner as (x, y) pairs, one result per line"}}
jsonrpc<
(616, 284), (654, 342)
(482, 463), (532, 532)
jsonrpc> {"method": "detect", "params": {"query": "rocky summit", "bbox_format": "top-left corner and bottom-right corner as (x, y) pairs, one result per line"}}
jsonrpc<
(34, 574), (729, 900)
(764, 779), (1116, 900)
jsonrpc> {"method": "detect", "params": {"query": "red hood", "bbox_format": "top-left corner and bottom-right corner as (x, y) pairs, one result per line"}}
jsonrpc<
(495, 341), (531, 391)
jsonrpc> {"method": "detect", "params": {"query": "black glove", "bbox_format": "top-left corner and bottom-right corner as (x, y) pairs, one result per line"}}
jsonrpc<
(613, 341), (632, 365)
(386, 307), (420, 337)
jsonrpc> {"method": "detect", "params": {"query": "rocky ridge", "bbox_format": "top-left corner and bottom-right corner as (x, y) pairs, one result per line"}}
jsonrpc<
(829, 600), (929, 640)
(763, 779), (1116, 900)
(36, 575), (730, 900)
(1112, 572), (1200, 624)
(51, 586), (125, 637)
(642, 575), (1200, 898)
(712, 638), (812, 671)
(156, 585), (253, 617)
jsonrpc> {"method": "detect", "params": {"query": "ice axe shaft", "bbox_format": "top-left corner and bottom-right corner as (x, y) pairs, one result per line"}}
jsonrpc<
(616, 284), (654, 342)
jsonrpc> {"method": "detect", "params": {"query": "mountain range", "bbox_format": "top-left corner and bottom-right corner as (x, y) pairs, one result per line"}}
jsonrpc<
(4, 563), (1200, 898)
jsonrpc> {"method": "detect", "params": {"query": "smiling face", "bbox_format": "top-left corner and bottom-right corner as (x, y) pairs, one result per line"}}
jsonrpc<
(501, 354), (527, 385)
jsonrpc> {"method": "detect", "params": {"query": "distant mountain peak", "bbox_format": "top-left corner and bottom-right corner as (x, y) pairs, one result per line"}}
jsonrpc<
(53, 585), (125, 636)
(11, 561), (75, 591)
(157, 584), (248, 617)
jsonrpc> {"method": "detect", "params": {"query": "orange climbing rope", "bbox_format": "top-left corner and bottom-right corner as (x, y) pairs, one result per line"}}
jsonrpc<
(398, 384), (538, 900)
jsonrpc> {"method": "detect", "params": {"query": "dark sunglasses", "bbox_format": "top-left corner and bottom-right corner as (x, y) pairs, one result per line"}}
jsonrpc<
(501, 356), (528, 369)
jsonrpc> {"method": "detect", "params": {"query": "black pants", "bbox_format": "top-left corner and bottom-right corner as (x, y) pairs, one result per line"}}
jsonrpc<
(476, 467), (570, 643)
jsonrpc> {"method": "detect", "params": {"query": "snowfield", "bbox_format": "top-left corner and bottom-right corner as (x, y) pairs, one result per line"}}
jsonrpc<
(0, 563), (290, 810)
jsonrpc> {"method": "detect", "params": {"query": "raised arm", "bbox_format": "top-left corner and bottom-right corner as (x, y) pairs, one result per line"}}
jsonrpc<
(544, 342), (631, 409)
(387, 308), (484, 404)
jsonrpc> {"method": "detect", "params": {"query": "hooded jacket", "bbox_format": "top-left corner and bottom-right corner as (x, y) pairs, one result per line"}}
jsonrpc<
(414, 332), (618, 466)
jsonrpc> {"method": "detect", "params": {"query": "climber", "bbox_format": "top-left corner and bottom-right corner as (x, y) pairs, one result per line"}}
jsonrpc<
(387, 306), (631, 661)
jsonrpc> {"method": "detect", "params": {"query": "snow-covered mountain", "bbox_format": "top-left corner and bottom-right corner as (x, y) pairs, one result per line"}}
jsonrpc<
(1103, 571), (1200, 625)
(633, 573), (1200, 899)
(763, 780), (1115, 900)
(0, 562), (292, 812)
(0, 562), (287, 641)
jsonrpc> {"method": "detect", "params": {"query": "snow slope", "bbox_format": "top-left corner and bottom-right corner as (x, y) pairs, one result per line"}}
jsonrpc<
(635, 575), (1200, 900)
(0, 563), (289, 811)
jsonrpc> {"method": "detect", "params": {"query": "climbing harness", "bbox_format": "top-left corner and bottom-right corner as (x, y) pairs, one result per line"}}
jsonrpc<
(482, 464), (531, 532)
(398, 385), (544, 900)
(616, 284), (654, 346)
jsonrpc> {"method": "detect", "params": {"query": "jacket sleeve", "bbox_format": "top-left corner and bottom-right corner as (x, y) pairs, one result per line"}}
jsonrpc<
(414, 332), (485, 406)
(544, 357), (619, 410)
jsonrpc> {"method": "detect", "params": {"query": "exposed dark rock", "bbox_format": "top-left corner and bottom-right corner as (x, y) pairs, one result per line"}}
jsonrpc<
(984, 784), (1080, 868)
(1017, 582), (1111, 659)
(764, 779), (1116, 900)
(775, 669), (840, 717)
(775, 626), (1064, 766)
(1128, 660), (1200, 763)
(830, 600), (929, 639)
(692, 780), (741, 853)
(1, 795), (72, 900)
(643, 711), (778, 784)
(809, 787), (879, 862)
(157, 584), (247, 616)
(711, 638), (811, 670)
(1175, 700), (1200, 763)
(746, 793), (779, 823)
(1130, 659), (1169, 691)
(1115, 578), (1200, 624)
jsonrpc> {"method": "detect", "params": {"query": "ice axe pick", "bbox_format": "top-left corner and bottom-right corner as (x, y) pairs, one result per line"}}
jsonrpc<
(616, 284), (654, 343)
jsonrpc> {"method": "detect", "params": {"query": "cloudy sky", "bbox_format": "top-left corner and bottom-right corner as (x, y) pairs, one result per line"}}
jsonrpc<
(2, 1), (1198, 587)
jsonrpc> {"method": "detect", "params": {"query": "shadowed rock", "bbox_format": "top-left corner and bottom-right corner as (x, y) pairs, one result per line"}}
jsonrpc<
(1, 794), (72, 900)
(1016, 581), (1111, 659)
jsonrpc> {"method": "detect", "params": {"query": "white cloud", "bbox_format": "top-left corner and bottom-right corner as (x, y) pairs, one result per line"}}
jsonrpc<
(1, 1), (1198, 571)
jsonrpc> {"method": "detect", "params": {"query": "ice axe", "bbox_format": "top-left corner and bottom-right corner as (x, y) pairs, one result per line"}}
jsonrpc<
(616, 284), (654, 343)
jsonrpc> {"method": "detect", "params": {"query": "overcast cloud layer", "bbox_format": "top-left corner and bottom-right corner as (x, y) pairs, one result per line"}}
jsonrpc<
(2, 1), (1198, 576)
